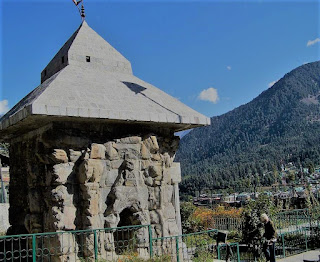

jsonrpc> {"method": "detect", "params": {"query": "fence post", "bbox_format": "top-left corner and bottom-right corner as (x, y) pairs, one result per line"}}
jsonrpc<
(32, 234), (36, 262)
(281, 234), (285, 258)
(217, 244), (221, 260)
(148, 225), (153, 259)
(93, 230), (98, 261)
(175, 236), (180, 262)
(236, 243), (240, 262)
(304, 228), (308, 251)
(308, 208), (312, 228)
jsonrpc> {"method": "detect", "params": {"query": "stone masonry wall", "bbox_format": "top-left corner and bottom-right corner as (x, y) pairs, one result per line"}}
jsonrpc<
(0, 203), (9, 233)
(8, 122), (182, 261)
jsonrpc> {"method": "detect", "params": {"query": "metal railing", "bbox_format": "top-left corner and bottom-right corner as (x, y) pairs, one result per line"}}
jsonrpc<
(5, 223), (319, 261)
(217, 242), (240, 262)
(152, 229), (241, 262)
(212, 217), (242, 231)
(274, 209), (311, 233)
(152, 229), (218, 262)
(277, 225), (320, 258)
(0, 226), (241, 262)
(0, 224), (151, 261)
(191, 209), (312, 233)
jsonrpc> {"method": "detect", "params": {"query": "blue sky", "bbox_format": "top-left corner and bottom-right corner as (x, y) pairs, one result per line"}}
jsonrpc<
(0, 0), (319, 118)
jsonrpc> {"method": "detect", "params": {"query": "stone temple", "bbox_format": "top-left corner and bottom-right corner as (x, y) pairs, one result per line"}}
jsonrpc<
(0, 21), (210, 259)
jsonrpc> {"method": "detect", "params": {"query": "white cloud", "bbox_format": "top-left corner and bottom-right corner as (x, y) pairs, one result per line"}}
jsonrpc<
(198, 87), (219, 104)
(227, 66), (232, 70)
(0, 100), (9, 115)
(307, 37), (320, 47)
(268, 80), (279, 88)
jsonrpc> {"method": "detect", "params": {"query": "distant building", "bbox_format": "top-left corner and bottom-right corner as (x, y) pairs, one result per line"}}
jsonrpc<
(0, 166), (9, 203)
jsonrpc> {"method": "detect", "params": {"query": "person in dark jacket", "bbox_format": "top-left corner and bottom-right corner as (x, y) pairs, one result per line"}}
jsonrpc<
(260, 213), (277, 262)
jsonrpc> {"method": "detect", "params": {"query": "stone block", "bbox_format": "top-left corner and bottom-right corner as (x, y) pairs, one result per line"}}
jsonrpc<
(148, 187), (158, 210)
(163, 203), (176, 221)
(105, 213), (120, 228)
(52, 163), (75, 185)
(80, 183), (100, 200)
(120, 136), (142, 144)
(163, 185), (173, 204)
(56, 206), (77, 230)
(167, 220), (180, 236)
(149, 210), (160, 224)
(141, 144), (151, 160)
(151, 153), (161, 161)
(69, 149), (82, 162)
(154, 181), (161, 186)
(104, 141), (119, 160)
(100, 169), (119, 187)
(87, 196), (100, 216)
(170, 163), (181, 183)
(99, 187), (111, 213)
(112, 185), (149, 212)
(114, 143), (141, 160)
(79, 159), (105, 184)
(113, 143), (141, 152)
(51, 185), (72, 204)
(50, 149), (68, 163)
(145, 176), (153, 187)
(141, 160), (152, 170)
(143, 136), (159, 154)
(148, 164), (162, 179)
(111, 160), (123, 169)
(162, 168), (172, 185)
(90, 143), (106, 159)
(162, 152), (172, 168)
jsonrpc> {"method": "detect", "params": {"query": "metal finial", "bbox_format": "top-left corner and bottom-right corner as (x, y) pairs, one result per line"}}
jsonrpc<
(72, 0), (85, 21)
(81, 4), (86, 21)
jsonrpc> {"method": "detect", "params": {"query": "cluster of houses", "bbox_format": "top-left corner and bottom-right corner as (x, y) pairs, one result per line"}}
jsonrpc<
(193, 184), (320, 208)
(194, 192), (257, 207)
(193, 164), (320, 208)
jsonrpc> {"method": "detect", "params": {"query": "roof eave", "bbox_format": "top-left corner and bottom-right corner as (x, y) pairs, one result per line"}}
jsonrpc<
(0, 108), (210, 142)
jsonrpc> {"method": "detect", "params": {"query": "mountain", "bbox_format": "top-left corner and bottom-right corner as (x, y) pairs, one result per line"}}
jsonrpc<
(176, 61), (320, 195)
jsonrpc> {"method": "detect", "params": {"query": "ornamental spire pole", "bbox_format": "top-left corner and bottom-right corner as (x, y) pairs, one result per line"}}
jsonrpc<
(72, 0), (85, 21)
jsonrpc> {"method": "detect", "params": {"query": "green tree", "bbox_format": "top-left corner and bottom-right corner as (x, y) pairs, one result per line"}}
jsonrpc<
(241, 194), (279, 260)
(176, 61), (320, 195)
(180, 202), (199, 233)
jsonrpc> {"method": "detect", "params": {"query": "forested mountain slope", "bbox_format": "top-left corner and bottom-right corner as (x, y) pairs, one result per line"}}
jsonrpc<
(176, 61), (320, 194)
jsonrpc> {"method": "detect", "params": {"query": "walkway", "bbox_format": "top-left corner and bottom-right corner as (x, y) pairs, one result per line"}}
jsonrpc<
(278, 250), (320, 262)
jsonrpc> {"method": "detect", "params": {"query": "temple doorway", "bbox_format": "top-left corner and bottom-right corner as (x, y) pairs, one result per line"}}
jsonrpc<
(114, 208), (141, 254)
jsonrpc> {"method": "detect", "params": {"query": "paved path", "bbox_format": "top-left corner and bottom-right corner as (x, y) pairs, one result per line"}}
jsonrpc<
(278, 250), (320, 262)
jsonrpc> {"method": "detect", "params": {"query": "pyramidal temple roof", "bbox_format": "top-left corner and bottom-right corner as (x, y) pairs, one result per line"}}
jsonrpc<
(0, 21), (210, 138)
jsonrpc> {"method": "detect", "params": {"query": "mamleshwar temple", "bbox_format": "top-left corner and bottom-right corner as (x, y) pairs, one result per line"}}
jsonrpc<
(0, 21), (210, 260)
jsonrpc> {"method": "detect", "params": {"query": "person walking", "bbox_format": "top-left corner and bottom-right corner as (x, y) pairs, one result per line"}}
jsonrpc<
(260, 213), (277, 262)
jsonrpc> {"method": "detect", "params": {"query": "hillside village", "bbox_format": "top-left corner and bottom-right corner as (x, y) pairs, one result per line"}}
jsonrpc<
(193, 163), (320, 209)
